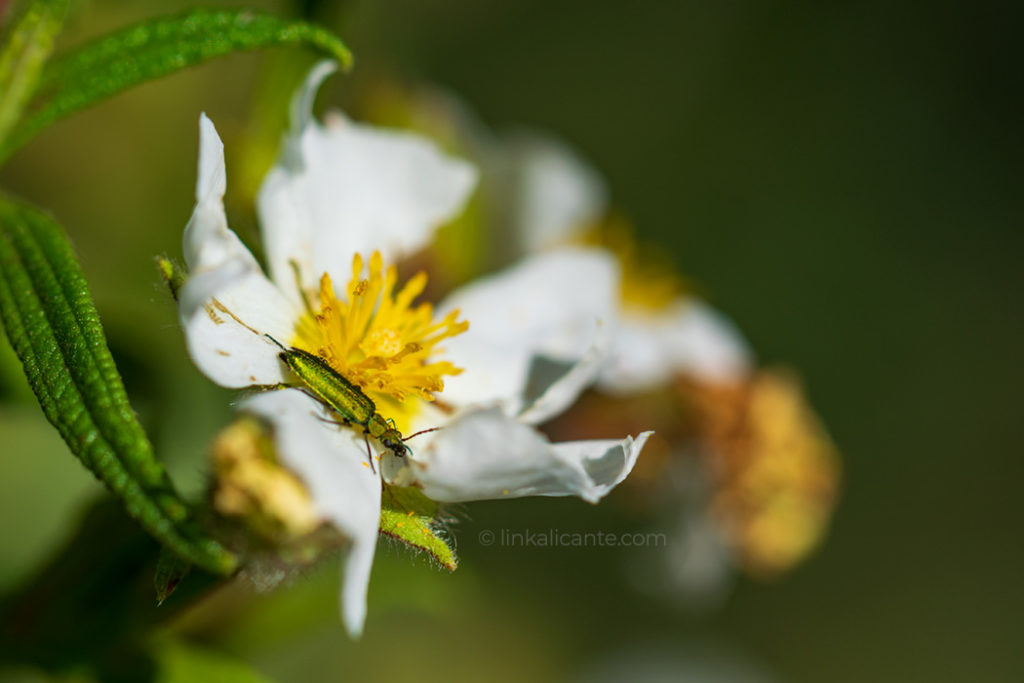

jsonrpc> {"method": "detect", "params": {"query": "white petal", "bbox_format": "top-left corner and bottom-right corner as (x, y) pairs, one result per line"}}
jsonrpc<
(439, 247), (619, 416)
(183, 115), (259, 274)
(548, 432), (650, 503)
(257, 65), (477, 297)
(195, 112), (227, 205)
(289, 60), (337, 135)
(505, 131), (607, 252)
(252, 63), (333, 302)
(600, 297), (753, 393)
(404, 406), (650, 504)
(241, 389), (382, 639)
(179, 264), (298, 388)
(664, 298), (752, 380)
(178, 115), (300, 388)
(515, 319), (609, 426)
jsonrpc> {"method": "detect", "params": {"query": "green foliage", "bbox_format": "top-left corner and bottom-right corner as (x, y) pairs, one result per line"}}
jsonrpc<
(152, 640), (273, 683)
(154, 546), (192, 605)
(0, 403), (96, 590)
(156, 255), (185, 301)
(0, 498), (227, 673)
(380, 484), (457, 570)
(0, 8), (352, 162)
(0, 0), (69, 147)
(0, 196), (236, 575)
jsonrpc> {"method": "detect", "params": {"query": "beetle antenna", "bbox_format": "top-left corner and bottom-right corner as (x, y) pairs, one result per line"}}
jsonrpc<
(405, 427), (441, 441)
(264, 333), (286, 350)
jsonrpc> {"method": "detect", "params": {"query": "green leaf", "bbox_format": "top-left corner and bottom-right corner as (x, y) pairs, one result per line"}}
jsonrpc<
(0, 8), (352, 162)
(0, 196), (236, 575)
(154, 546), (192, 605)
(0, 0), (70, 145)
(380, 485), (457, 570)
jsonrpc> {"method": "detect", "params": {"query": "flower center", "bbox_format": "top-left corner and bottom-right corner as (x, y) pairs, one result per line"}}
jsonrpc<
(579, 218), (684, 312)
(291, 251), (467, 430)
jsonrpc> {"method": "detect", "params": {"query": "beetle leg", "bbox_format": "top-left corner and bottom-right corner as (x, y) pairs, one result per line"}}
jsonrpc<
(363, 432), (376, 474)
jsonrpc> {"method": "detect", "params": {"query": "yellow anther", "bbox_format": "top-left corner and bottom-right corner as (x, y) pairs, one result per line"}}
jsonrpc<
(291, 251), (467, 432)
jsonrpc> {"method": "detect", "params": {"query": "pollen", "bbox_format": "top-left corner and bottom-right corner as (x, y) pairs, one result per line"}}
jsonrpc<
(581, 217), (685, 312)
(685, 370), (841, 577)
(292, 251), (467, 413)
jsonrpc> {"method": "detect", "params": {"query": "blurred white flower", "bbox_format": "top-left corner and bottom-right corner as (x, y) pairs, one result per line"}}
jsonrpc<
(504, 133), (608, 255)
(373, 89), (837, 594)
(503, 131), (753, 392)
(177, 62), (649, 638)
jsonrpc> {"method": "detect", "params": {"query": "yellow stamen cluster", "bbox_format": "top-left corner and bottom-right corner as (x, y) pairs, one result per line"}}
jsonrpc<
(211, 417), (320, 542)
(580, 217), (685, 312)
(293, 251), (467, 408)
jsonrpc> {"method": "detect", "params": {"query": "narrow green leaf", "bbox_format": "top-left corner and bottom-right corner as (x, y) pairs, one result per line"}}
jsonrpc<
(0, 196), (236, 575)
(380, 485), (457, 570)
(0, 8), (352, 162)
(0, 0), (70, 145)
(154, 546), (192, 605)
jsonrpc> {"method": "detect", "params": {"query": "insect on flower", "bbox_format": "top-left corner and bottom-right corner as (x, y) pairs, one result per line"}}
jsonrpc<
(173, 67), (651, 637)
(264, 334), (434, 471)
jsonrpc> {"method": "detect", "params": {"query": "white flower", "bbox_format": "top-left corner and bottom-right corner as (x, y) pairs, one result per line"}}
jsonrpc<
(503, 131), (753, 393)
(177, 62), (649, 638)
(503, 132), (608, 255)
(599, 297), (752, 392)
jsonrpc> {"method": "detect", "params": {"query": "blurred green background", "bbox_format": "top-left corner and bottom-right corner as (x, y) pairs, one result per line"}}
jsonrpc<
(1, 0), (1021, 681)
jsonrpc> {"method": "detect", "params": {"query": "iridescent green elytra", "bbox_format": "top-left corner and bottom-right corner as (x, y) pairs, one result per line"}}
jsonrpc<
(266, 337), (410, 460)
